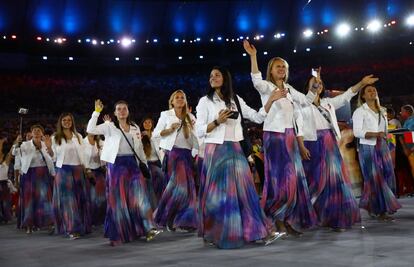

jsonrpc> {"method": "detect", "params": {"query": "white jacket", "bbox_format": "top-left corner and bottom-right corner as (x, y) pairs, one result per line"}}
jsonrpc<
(251, 72), (315, 135)
(153, 109), (199, 154)
(352, 103), (388, 146)
(301, 87), (357, 141)
(86, 111), (147, 165)
(195, 94), (265, 144)
(17, 140), (56, 176)
(52, 133), (86, 168)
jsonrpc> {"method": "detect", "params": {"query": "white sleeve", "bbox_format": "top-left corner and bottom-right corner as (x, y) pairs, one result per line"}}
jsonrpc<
(328, 87), (357, 110)
(294, 105), (304, 137)
(290, 86), (316, 107)
(237, 95), (265, 124)
(251, 72), (272, 95)
(153, 111), (167, 138)
(352, 108), (366, 139)
(86, 111), (108, 135)
(195, 98), (210, 139)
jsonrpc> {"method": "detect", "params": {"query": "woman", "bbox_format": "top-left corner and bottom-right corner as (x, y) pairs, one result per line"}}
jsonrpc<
(195, 66), (280, 249)
(50, 113), (91, 239)
(87, 100), (161, 245)
(0, 137), (15, 224)
(243, 40), (317, 235)
(17, 125), (55, 233)
(141, 117), (164, 207)
(300, 72), (377, 230)
(153, 90), (199, 232)
(84, 133), (106, 226)
(352, 85), (401, 220)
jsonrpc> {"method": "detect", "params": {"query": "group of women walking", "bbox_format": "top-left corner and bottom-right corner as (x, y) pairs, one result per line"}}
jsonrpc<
(0, 40), (401, 249)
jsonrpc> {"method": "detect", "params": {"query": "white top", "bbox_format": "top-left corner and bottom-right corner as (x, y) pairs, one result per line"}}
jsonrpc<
(250, 72), (316, 135)
(15, 140), (56, 175)
(62, 139), (82, 166)
(195, 93), (265, 144)
(86, 112), (147, 165)
(29, 150), (47, 168)
(52, 133), (86, 168)
(352, 103), (388, 146)
(0, 162), (8, 181)
(117, 131), (135, 155)
(174, 129), (192, 150)
(153, 109), (199, 153)
(83, 137), (104, 170)
(301, 87), (357, 141)
(224, 117), (238, 141)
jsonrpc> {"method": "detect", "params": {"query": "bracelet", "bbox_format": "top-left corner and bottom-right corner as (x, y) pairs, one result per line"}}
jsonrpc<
(213, 119), (220, 126)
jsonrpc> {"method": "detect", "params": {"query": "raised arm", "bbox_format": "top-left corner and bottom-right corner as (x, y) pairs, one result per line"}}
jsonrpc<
(86, 99), (108, 135)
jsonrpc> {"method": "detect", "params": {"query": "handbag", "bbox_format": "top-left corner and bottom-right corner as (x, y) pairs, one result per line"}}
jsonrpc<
(116, 124), (151, 179)
(233, 94), (253, 157)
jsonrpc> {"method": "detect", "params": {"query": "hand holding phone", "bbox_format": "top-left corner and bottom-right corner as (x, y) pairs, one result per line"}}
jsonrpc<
(228, 110), (239, 120)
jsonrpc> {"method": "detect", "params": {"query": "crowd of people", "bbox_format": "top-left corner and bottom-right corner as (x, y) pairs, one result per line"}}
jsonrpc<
(1, 40), (413, 249)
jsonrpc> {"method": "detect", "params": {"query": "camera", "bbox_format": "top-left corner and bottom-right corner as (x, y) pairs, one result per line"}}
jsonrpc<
(228, 111), (239, 119)
(18, 108), (29, 115)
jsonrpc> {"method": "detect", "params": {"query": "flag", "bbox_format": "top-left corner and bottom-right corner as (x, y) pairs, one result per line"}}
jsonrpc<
(404, 132), (414, 144)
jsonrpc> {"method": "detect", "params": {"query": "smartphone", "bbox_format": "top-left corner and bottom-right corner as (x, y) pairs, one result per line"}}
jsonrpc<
(18, 108), (29, 114)
(311, 68), (318, 78)
(228, 111), (239, 119)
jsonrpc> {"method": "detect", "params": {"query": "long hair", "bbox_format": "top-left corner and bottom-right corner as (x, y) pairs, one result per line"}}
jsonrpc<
(357, 85), (384, 121)
(54, 113), (81, 145)
(141, 117), (154, 158)
(113, 100), (135, 129)
(303, 76), (326, 98)
(266, 57), (289, 85)
(169, 90), (193, 139)
(206, 66), (234, 107)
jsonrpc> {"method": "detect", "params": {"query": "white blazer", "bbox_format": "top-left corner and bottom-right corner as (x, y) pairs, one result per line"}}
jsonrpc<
(195, 93), (265, 144)
(251, 72), (315, 135)
(86, 111), (147, 165)
(83, 137), (105, 169)
(52, 133), (86, 168)
(352, 103), (388, 146)
(301, 87), (357, 141)
(18, 140), (56, 176)
(153, 109), (199, 154)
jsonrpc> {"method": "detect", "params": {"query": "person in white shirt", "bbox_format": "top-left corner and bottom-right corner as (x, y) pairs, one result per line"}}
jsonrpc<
(49, 113), (91, 239)
(16, 124), (55, 234)
(300, 72), (377, 230)
(140, 117), (163, 208)
(88, 100), (161, 245)
(352, 85), (401, 221)
(152, 90), (199, 232)
(195, 66), (281, 249)
(84, 133), (106, 226)
(243, 40), (317, 236)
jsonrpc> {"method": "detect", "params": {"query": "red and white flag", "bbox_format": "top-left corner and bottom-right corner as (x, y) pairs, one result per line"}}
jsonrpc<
(404, 132), (414, 144)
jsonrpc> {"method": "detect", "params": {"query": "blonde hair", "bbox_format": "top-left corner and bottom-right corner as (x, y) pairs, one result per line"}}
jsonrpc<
(168, 90), (193, 139)
(265, 57), (289, 85)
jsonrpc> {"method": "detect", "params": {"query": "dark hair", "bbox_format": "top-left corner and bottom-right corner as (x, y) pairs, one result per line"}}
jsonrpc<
(113, 100), (135, 128)
(207, 66), (234, 107)
(386, 107), (396, 117)
(30, 124), (45, 134)
(141, 117), (154, 158)
(303, 76), (326, 98)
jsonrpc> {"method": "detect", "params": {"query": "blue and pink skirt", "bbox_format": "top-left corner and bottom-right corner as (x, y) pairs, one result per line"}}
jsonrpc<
(52, 164), (92, 235)
(154, 147), (198, 229)
(105, 155), (156, 243)
(261, 129), (317, 230)
(0, 180), (12, 223)
(200, 141), (272, 249)
(88, 167), (107, 226)
(18, 166), (54, 229)
(148, 160), (166, 206)
(303, 129), (360, 228)
(358, 138), (401, 215)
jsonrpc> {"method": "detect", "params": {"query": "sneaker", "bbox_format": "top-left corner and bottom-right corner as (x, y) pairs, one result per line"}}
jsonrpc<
(69, 233), (80, 240)
(264, 231), (285, 246)
(146, 229), (162, 242)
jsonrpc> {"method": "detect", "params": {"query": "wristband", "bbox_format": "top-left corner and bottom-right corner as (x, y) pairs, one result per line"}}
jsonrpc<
(95, 107), (103, 113)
